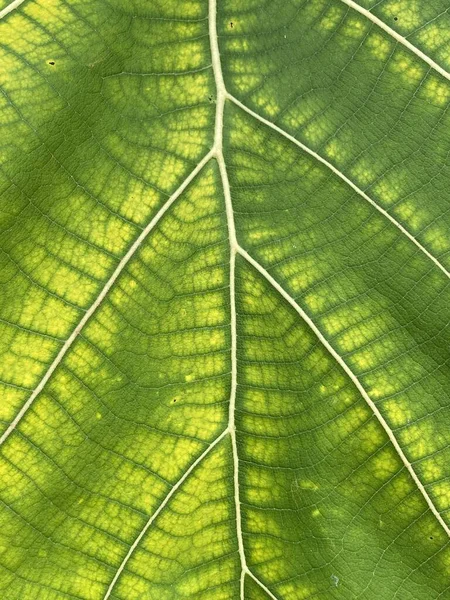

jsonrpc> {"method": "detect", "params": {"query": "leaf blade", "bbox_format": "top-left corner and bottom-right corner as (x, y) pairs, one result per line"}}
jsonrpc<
(1, 0), (450, 599)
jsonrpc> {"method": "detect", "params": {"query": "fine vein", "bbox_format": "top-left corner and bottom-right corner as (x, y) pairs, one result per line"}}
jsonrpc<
(0, 150), (214, 448)
(227, 93), (450, 279)
(238, 245), (450, 539)
(340, 0), (450, 82)
(102, 429), (229, 600)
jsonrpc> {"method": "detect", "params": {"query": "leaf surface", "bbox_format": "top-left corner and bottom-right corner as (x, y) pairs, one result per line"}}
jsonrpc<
(0, 0), (450, 599)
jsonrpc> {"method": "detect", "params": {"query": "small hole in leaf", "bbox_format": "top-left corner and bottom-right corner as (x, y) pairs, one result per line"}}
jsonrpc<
(229, 21), (234, 28)
(429, 536), (434, 540)
(48, 61), (55, 66)
(393, 16), (398, 21)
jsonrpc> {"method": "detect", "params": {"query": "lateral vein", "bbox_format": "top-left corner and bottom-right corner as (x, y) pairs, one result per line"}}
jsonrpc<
(0, 151), (214, 448)
(227, 93), (450, 280)
(247, 570), (280, 600)
(0, 0), (27, 19)
(238, 245), (450, 539)
(339, 0), (450, 82)
(102, 428), (229, 600)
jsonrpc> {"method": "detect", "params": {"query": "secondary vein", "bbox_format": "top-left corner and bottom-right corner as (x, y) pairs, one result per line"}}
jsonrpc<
(339, 0), (450, 82)
(102, 429), (229, 600)
(238, 244), (450, 539)
(0, 150), (214, 448)
(0, 0), (27, 19)
(227, 93), (450, 280)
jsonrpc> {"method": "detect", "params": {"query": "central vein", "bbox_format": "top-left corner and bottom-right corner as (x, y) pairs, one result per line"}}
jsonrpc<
(208, 0), (247, 597)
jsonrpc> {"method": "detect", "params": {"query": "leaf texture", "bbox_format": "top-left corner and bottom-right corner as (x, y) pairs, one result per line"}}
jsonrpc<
(0, 0), (450, 599)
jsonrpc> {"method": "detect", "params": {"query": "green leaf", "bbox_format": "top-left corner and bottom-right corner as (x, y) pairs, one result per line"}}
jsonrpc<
(1, 0), (450, 598)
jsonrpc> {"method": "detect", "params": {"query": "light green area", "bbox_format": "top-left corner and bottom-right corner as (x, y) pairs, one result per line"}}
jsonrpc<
(357, 0), (450, 70)
(221, 0), (450, 269)
(1, 0), (450, 599)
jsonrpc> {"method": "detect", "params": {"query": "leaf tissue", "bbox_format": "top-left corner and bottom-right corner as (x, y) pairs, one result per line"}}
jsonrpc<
(0, 0), (450, 598)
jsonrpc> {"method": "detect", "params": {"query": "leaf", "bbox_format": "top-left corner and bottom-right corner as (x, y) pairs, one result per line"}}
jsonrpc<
(0, 0), (449, 598)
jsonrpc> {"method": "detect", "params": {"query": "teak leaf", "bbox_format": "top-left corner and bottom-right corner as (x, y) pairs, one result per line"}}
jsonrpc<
(1, 0), (450, 598)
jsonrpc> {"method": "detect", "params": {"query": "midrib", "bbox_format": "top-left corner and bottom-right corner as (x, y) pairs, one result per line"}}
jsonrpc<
(208, 0), (249, 596)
